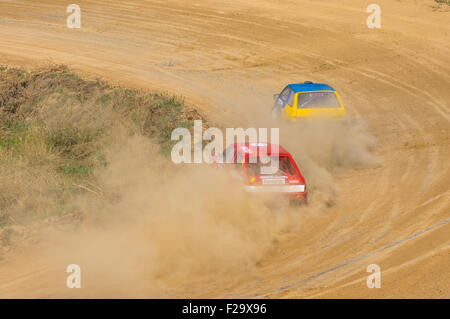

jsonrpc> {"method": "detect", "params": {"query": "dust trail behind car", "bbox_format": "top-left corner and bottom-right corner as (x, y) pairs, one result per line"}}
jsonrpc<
(22, 136), (305, 297)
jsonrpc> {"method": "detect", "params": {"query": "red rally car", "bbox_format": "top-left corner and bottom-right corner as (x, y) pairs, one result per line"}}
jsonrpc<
(213, 143), (307, 204)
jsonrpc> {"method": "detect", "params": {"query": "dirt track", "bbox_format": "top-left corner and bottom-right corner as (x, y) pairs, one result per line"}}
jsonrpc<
(0, 0), (449, 298)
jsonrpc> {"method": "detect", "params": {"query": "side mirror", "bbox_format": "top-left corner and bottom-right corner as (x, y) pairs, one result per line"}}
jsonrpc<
(273, 94), (280, 100)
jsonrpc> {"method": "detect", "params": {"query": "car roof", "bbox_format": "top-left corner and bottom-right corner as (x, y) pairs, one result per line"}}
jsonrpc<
(288, 81), (335, 93)
(234, 143), (290, 156)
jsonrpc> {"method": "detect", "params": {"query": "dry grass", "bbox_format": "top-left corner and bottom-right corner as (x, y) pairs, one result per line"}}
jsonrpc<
(0, 65), (206, 230)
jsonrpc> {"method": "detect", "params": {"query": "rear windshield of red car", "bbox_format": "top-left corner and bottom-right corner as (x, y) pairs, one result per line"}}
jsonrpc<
(246, 155), (297, 176)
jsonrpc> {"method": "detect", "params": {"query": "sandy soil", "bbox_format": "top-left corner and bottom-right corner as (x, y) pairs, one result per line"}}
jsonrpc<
(0, 0), (449, 298)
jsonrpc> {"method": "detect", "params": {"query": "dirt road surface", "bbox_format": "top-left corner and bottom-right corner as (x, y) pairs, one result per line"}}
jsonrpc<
(0, 0), (449, 298)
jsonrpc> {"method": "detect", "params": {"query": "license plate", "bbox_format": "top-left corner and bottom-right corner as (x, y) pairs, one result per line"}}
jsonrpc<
(262, 178), (285, 185)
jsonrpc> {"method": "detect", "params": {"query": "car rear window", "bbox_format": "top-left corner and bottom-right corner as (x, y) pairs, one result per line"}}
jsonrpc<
(297, 91), (341, 108)
(246, 156), (297, 176)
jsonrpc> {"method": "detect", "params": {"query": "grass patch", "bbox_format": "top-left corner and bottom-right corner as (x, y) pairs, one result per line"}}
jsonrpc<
(57, 161), (91, 177)
(0, 65), (207, 229)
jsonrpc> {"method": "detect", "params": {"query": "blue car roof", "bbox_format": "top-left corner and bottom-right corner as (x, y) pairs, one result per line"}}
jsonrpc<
(288, 82), (335, 93)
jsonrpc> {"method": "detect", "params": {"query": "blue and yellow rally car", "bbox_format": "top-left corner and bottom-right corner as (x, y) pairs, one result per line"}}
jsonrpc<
(272, 81), (346, 120)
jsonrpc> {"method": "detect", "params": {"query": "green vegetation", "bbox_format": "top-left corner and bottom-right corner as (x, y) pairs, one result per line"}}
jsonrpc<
(0, 65), (206, 228)
(435, 0), (450, 5)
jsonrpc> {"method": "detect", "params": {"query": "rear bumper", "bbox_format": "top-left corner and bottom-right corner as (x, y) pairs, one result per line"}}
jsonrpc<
(245, 185), (305, 193)
(245, 185), (307, 203)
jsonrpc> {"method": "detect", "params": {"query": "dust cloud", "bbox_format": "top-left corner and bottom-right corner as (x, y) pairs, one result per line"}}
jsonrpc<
(39, 136), (300, 296)
(241, 105), (378, 210)
(278, 118), (378, 207)
(37, 115), (377, 297)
